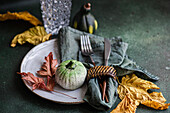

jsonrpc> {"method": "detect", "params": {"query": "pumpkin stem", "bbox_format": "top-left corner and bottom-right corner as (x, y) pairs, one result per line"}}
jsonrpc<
(66, 61), (76, 69)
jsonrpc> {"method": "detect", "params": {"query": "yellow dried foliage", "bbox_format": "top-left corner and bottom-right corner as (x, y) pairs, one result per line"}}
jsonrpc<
(0, 11), (42, 26)
(111, 74), (170, 112)
(111, 93), (137, 113)
(11, 26), (52, 47)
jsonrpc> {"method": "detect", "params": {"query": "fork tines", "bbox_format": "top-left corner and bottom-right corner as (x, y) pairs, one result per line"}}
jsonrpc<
(80, 35), (93, 54)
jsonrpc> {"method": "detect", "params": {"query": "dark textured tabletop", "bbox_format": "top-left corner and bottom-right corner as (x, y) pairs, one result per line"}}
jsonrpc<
(0, 0), (170, 113)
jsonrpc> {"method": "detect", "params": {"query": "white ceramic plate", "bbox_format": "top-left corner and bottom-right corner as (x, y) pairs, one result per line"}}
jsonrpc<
(21, 39), (87, 104)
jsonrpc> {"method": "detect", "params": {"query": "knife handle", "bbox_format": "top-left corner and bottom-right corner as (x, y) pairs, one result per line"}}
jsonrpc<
(90, 55), (96, 66)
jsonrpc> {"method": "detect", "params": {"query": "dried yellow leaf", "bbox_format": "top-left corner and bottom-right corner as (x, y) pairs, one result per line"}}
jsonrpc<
(111, 74), (170, 112)
(0, 11), (42, 26)
(111, 93), (137, 113)
(118, 74), (160, 102)
(11, 26), (52, 47)
(142, 92), (170, 110)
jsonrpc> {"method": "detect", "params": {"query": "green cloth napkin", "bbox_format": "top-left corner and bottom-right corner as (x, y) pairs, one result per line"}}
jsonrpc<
(58, 26), (159, 110)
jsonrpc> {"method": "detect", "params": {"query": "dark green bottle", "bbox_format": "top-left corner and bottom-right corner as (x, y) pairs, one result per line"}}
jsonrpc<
(72, 3), (98, 34)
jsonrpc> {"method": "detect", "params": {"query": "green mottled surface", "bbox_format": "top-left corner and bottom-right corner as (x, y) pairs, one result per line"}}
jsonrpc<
(56, 60), (86, 90)
(0, 0), (169, 113)
(57, 60), (86, 77)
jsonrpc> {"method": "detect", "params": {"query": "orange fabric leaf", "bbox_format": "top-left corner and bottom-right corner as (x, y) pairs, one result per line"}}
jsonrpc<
(0, 11), (42, 26)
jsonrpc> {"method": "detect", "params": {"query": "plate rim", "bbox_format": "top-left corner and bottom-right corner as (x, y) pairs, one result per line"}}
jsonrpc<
(20, 39), (85, 104)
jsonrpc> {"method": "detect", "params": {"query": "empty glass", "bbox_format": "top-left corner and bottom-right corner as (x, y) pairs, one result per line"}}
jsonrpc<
(40, 0), (72, 35)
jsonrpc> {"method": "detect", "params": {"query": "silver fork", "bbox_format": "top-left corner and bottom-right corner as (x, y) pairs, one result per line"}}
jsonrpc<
(80, 35), (96, 66)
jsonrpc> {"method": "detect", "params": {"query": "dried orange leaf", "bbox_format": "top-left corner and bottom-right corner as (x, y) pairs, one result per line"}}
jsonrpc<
(37, 52), (58, 77)
(11, 26), (52, 47)
(0, 11), (42, 26)
(37, 52), (58, 86)
(17, 72), (77, 99)
(111, 93), (138, 113)
(115, 74), (170, 111)
(17, 72), (52, 91)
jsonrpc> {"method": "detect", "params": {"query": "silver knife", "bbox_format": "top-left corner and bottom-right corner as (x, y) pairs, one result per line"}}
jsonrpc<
(102, 38), (111, 102)
(104, 38), (111, 66)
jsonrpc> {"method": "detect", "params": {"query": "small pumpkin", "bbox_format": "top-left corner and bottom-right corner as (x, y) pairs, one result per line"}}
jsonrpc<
(55, 60), (87, 90)
(72, 3), (98, 34)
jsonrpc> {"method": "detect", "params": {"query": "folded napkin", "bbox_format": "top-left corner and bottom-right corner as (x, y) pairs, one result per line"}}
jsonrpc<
(58, 26), (159, 110)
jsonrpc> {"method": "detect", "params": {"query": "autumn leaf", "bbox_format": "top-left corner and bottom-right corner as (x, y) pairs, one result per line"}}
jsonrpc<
(11, 26), (52, 47)
(17, 72), (53, 91)
(37, 52), (58, 86)
(0, 11), (42, 26)
(46, 77), (55, 91)
(18, 72), (77, 99)
(141, 92), (170, 110)
(37, 52), (58, 77)
(111, 74), (170, 112)
(111, 93), (137, 113)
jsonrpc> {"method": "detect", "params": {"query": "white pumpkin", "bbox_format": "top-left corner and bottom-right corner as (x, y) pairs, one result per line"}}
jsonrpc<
(55, 60), (87, 90)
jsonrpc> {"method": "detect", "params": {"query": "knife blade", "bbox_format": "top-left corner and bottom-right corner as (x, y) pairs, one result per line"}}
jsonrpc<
(104, 38), (111, 66)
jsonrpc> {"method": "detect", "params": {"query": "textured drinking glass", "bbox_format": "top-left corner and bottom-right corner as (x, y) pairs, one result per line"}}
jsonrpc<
(40, 0), (72, 35)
